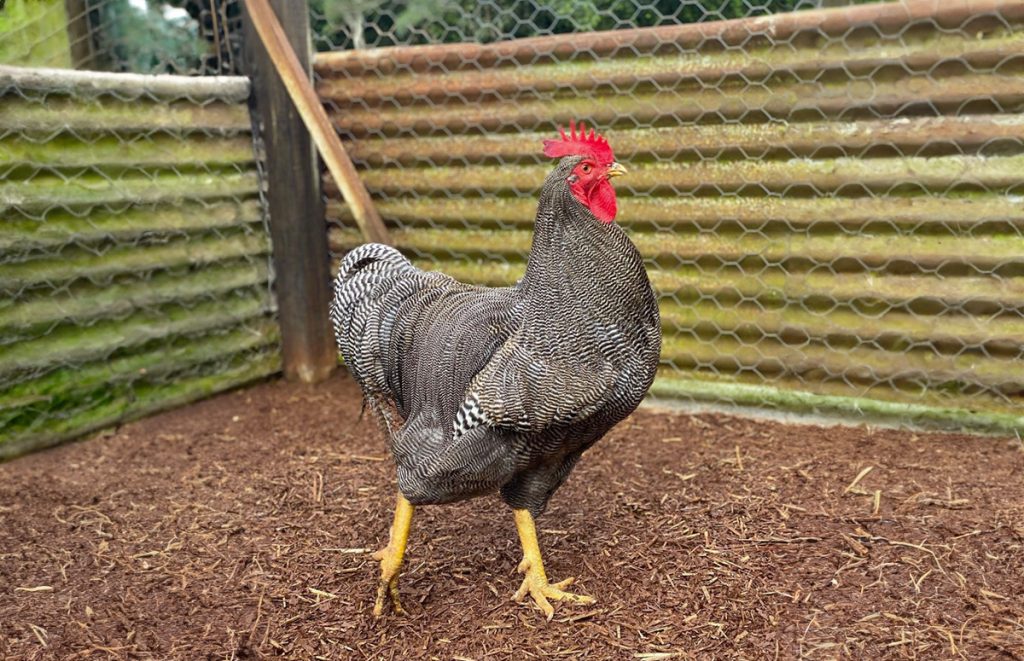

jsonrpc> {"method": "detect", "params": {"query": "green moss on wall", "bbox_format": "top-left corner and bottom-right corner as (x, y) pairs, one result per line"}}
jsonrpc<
(0, 0), (72, 68)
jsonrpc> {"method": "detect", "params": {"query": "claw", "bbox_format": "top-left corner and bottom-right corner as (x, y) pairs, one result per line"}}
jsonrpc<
(513, 556), (595, 620)
(511, 509), (595, 620)
(373, 573), (404, 617)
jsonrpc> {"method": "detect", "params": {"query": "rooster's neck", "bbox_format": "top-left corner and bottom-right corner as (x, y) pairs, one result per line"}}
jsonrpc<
(518, 177), (644, 322)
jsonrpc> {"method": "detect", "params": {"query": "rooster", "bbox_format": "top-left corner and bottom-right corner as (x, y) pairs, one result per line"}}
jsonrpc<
(330, 122), (661, 619)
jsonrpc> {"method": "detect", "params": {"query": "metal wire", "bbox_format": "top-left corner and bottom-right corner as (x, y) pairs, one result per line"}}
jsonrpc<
(2, 0), (1022, 447)
(0, 0), (276, 456)
(311, 0), (1024, 435)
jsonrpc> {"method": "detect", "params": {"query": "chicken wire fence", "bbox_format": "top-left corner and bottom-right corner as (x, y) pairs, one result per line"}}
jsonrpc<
(0, 1), (278, 458)
(313, 0), (1024, 435)
(2, 0), (1024, 459)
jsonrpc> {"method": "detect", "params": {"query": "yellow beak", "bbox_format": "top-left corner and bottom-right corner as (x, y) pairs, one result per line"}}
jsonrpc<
(606, 162), (628, 179)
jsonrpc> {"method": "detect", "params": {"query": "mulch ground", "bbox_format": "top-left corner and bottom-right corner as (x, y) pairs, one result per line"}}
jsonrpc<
(1, 373), (1023, 660)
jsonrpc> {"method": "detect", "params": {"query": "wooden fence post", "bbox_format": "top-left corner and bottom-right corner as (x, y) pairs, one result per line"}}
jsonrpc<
(242, 0), (336, 383)
(64, 0), (96, 69)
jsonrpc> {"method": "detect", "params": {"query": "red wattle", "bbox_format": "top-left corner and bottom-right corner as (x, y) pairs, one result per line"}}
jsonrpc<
(588, 180), (618, 223)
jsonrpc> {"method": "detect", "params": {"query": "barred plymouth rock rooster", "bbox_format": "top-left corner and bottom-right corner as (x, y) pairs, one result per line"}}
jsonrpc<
(330, 122), (661, 619)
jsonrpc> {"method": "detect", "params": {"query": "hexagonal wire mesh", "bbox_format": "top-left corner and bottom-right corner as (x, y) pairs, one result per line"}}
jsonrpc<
(3, 0), (1023, 452)
(312, 0), (1024, 435)
(0, 0), (278, 457)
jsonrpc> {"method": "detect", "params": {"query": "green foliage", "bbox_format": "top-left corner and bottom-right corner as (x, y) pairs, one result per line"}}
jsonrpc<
(311, 0), (883, 50)
(93, 0), (205, 73)
(0, 0), (72, 67)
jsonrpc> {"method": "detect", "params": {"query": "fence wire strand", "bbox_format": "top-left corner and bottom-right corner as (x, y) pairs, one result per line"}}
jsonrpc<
(0, 0), (276, 457)
(2, 0), (1023, 451)
(312, 0), (1024, 434)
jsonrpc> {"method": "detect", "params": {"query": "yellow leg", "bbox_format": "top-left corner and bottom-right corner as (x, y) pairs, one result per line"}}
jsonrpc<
(512, 509), (595, 620)
(372, 493), (414, 617)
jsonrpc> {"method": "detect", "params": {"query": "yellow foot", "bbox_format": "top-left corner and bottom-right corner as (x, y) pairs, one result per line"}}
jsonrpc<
(371, 494), (414, 618)
(372, 545), (405, 617)
(513, 556), (595, 620)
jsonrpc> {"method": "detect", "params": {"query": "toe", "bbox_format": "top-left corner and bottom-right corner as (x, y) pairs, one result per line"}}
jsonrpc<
(515, 575), (592, 619)
(373, 576), (405, 617)
(373, 582), (389, 618)
(388, 581), (405, 615)
(550, 577), (575, 590)
(541, 578), (595, 605)
(531, 588), (554, 620)
(552, 589), (594, 604)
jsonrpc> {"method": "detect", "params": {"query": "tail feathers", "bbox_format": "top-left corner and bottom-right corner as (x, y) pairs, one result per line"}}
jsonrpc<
(330, 243), (439, 416)
(332, 245), (406, 381)
(337, 243), (413, 281)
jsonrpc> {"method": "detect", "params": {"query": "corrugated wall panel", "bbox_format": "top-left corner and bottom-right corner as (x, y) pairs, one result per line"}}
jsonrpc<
(0, 67), (279, 458)
(315, 0), (1024, 434)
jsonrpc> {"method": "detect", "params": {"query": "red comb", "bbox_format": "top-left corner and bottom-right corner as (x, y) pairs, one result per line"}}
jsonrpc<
(542, 120), (615, 163)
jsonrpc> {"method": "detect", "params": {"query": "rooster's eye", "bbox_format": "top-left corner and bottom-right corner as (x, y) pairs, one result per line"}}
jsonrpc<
(581, 164), (592, 174)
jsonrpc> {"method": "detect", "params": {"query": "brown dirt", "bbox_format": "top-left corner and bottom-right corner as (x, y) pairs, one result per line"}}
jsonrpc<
(1, 373), (1023, 660)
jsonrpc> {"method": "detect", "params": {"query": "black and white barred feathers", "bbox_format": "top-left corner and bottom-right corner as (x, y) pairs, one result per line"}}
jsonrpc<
(330, 156), (661, 517)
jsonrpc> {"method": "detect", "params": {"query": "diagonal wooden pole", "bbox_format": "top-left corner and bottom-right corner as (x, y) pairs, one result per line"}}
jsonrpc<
(244, 0), (390, 245)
